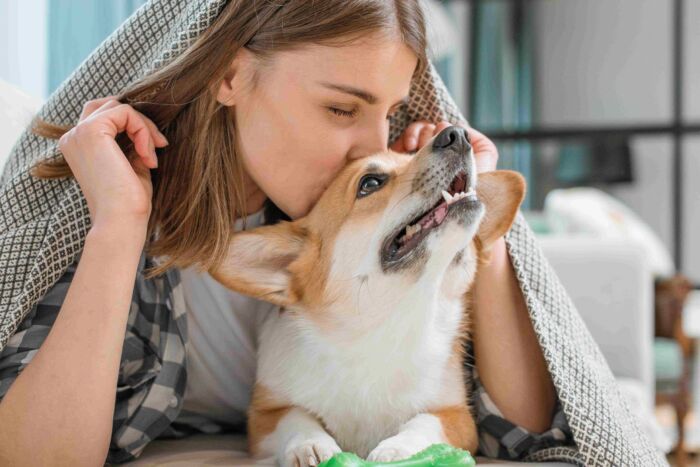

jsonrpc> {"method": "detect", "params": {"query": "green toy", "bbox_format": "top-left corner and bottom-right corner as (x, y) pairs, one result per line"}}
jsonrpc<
(317, 443), (476, 467)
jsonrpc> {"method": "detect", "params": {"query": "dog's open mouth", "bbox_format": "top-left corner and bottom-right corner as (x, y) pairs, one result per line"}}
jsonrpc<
(383, 170), (477, 262)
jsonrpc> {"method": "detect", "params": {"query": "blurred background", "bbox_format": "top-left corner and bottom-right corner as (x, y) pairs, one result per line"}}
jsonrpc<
(0, 0), (698, 465)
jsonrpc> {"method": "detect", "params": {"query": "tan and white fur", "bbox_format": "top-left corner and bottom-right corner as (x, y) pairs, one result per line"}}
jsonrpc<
(209, 126), (526, 467)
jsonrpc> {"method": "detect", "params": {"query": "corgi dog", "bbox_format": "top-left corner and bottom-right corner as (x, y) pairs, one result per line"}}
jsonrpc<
(209, 126), (526, 467)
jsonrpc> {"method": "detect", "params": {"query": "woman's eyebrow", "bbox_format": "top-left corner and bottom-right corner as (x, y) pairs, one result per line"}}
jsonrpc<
(317, 81), (409, 107)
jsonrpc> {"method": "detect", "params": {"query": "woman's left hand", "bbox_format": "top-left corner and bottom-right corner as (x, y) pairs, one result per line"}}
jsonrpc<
(390, 120), (499, 173)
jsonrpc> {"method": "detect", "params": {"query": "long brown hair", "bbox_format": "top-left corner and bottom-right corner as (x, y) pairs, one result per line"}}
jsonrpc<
(29, 0), (428, 279)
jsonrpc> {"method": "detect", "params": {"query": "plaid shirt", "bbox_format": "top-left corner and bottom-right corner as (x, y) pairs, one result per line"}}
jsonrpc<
(0, 244), (575, 465)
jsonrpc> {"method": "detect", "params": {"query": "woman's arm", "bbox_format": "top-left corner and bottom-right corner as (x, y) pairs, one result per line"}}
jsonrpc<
(471, 236), (556, 433)
(0, 223), (146, 467)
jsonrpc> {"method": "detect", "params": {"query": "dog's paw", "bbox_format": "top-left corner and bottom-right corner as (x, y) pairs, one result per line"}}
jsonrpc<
(282, 434), (342, 467)
(366, 442), (416, 462)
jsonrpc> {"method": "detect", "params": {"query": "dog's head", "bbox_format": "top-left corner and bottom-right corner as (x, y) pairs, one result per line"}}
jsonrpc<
(209, 126), (525, 330)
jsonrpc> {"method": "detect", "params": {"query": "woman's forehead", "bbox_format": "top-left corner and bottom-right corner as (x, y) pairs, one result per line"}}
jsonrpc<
(269, 40), (417, 98)
(274, 38), (416, 75)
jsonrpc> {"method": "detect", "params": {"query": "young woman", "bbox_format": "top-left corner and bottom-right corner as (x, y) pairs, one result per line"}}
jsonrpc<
(0, 1), (660, 466)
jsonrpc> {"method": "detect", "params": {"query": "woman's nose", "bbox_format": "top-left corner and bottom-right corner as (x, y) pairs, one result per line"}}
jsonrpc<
(347, 123), (389, 161)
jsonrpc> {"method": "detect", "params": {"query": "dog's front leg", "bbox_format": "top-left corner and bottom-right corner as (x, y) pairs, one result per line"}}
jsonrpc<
(366, 405), (478, 462)
(252, 405), (342, 467)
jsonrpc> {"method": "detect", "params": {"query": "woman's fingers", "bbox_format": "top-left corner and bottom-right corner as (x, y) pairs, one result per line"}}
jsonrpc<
(96, 104), (160, 169)
(389, 136), (407, 153)
(79, 95), (119, 122)
(80, 101), (168, 169)
(87, 99), (122, 123)
(402, 121), (428, 151)
(416, 124), (436, 150)
(80, 97), (168, 150)
(397, 121), (437, 152)
(138, 111), (169, 148)
(460, 125), (499, 173)
(435, 120), (452, 133)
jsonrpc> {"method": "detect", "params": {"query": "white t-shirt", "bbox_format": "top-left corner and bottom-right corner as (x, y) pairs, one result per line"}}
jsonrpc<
(174, 206), (278, 431)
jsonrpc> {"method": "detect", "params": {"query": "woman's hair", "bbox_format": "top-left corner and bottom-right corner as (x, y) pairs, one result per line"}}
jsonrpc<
(30, 0), (428, 279)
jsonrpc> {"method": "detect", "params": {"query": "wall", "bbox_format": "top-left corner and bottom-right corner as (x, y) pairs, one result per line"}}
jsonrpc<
(0, 0), (48, 99)
(533, 0), (699, 281)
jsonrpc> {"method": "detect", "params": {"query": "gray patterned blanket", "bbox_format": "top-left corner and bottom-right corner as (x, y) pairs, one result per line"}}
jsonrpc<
(0, 1), (668, 465)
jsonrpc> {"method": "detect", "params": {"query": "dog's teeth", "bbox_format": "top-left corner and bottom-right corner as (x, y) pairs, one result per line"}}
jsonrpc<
(441, 190), (453, 204)
(405, 223), (422, 239)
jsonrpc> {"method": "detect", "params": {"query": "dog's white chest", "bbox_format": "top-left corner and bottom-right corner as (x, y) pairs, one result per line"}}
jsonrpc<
(256, 295), (464, 456)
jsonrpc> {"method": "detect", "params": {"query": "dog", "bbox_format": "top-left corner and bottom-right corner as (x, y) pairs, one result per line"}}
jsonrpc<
(209, 126), (526, 466)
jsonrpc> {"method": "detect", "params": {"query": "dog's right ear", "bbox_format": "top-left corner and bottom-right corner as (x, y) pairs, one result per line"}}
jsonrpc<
(208, 221), (308, 307)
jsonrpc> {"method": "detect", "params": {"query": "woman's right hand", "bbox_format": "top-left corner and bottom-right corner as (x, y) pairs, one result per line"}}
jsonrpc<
(58, 96), (169, 232)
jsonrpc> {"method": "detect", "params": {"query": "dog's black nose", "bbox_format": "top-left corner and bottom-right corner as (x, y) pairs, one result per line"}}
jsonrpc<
(432, 126), (470, 151)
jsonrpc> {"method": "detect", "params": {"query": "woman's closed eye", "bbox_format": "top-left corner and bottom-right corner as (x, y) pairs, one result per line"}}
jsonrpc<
(328, 106), (358, 118)
(327, 105), (402, 120)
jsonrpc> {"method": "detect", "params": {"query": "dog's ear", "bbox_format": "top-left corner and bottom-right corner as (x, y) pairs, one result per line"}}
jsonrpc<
(208, 221), (308, 307)
(476, 170), (526, 249)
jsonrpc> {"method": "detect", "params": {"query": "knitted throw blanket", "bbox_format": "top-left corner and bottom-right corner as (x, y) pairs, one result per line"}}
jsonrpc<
(0, 1), (668, 465)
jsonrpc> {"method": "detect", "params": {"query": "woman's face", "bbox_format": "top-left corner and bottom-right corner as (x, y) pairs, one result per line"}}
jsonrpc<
(216, 34), (418, 220)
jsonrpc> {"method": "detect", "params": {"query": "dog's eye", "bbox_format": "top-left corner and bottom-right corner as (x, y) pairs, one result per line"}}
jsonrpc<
(357, 174), (387, 198)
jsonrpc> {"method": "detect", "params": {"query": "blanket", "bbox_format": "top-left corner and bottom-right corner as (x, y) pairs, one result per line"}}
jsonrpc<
(0, 1), (668, 465)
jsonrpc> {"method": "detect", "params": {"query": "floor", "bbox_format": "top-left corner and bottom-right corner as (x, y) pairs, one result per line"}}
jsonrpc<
(667, 452), (695, 466)
(658, 401), (700, 465)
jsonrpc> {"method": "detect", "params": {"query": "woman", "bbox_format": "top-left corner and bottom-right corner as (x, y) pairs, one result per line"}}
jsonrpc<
(0, 1), (665, 466)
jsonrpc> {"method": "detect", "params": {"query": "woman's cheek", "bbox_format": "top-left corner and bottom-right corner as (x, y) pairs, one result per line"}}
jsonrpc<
(307, 145), (345, 178)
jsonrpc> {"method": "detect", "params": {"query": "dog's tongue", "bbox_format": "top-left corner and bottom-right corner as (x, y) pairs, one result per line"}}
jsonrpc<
(420, 201), (448, 229)
(400, 201), (449, 245)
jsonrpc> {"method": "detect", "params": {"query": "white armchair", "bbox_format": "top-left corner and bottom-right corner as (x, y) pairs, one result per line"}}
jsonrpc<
(538, 236), (654, 397)
(538, 235), (672, 453)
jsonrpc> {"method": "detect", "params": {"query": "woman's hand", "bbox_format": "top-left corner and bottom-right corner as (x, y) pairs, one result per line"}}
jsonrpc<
(58, 96), (169, 231)
(389, 120), (499, 173)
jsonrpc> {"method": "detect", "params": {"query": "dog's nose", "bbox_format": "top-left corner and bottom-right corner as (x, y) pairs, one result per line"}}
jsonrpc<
(432, 126), (471, 152)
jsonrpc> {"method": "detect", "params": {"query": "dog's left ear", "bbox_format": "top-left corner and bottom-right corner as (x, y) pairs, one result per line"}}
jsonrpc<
(208, 221), (308, 307)
(476, 170), (526, 249)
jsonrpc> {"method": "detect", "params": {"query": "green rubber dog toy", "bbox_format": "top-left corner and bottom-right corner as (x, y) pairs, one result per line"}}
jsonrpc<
(317, 443), (476, 467)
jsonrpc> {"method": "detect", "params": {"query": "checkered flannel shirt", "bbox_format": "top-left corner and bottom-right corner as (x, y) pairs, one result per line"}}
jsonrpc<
(0, 249), (575, 465)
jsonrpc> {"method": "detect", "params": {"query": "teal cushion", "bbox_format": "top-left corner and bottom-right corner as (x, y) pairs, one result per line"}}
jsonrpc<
(654, 337), (683, 385)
